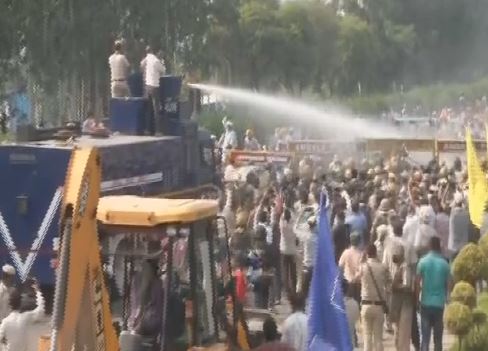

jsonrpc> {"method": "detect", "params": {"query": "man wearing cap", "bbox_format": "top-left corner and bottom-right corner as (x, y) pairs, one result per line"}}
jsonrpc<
(108, 40), (130, 98)
(357, 244), (391, 351)
(219, 118), (238, 150)
(218, 118), (238, 164)
(414, 205), (438, 258)
(0, 265), (16, 322)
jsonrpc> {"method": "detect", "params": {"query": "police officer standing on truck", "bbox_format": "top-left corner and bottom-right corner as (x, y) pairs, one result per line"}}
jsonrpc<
(109, 40), (130, 98)
(141, 46), (165, 135)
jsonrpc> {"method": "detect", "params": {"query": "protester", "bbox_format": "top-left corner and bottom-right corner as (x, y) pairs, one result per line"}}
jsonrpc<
(339, 232), (362, 303)
(0, 281), (45, 351)
(416, 237), (452, 351)
(333, 211), (349, 262)
(448, 193), (470, 259)
(343, 280), (360, 347)
(434, 204), (450, 256)
(244, 129), (261, 151)
(414, 206), (438, 258)
(281, 293), (307, 351)
(0, 265), (16, 323)
(298, 215), (317, 297)
(279, 208), (298, 294)
(346, 201), (368, 245)
(232, 255), (248, 307)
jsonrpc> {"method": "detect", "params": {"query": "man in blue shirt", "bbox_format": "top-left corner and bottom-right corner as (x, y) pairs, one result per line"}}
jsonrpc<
(345, 202), (367, 246)
(416, 236), (452, 351)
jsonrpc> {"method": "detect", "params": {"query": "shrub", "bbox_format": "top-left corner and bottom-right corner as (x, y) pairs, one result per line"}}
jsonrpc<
(452, 244), (485, 285)
(451, 281), (477, 308)
(445, 302), (473, 337)
(472, 309), (487, 327)
(461, 324), (488, 351)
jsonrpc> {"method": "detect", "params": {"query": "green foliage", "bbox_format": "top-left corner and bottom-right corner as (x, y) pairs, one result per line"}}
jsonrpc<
(451, 243), (485, 284)
(444, 302), (473, 337)
(472, 309), (487, 326)
(450, 295), (488, 350)
(337, 15), (380, 94)
(458, 324), (488, 351)
(1, 0), (488, 118)
(451, 281), (477, 309)
(478, 293), (488, 316)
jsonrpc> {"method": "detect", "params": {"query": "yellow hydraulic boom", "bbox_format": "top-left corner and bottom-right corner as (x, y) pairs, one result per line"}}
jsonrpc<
(39, 147), (118, 351)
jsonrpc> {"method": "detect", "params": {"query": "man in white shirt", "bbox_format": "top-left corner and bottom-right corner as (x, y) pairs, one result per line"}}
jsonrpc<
(415, 207), (438, 258)
(219, 120), (238, 150)
(402, 206), (419, 247)
(339, 232), (362, 302)
(298, 216), (317, 297)
(281, 293), (308, 351)
(108, 40), (130, 98)
(219, 119), (238, 163)
(140, 46), (165, 134)
(0, 282), (45, 351)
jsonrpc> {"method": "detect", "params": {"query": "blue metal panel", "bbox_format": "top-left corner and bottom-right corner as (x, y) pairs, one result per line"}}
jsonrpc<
(160, 76), (182, 120)
(0, 146), (71, 284)
(0, 136), (186, 284)
(110, 98), (148, 135)
(99, 137), (184, 196)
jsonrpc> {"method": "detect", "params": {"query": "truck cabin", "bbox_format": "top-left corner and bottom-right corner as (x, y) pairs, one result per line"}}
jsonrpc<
(97, 196), (232, 351)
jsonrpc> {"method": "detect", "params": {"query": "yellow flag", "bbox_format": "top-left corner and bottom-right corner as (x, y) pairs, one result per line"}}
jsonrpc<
(466, 128), (488, 228)
(486, 123), (488, 159)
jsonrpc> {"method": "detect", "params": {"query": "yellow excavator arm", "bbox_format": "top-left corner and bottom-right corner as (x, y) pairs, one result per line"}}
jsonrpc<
(39, 147), (118, 351)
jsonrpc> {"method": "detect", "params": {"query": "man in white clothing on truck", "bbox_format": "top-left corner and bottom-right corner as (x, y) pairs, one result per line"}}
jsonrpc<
(108, 40), (130, 98)
(141, 46), (165, 135)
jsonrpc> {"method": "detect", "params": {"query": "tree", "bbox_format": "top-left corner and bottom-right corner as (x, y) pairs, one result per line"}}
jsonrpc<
(337, 15), (380, 95)
(239, 0), (283, 89)
(278, 0), (339, 96)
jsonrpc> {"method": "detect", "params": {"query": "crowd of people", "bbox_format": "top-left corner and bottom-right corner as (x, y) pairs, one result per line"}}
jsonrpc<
(387, 94), (488, 140)
(220, 125), (479, 351)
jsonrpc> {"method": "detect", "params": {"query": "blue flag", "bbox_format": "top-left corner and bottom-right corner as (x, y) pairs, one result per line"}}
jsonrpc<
(307, 193), (353, 351)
